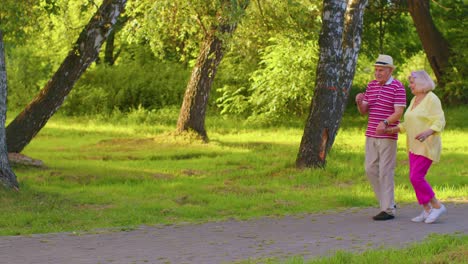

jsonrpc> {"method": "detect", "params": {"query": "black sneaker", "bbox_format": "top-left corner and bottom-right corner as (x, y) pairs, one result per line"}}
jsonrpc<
(372, 211), (395, 221)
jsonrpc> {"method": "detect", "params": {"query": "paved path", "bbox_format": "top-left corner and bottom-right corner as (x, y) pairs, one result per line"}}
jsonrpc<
(0, 203), (467, 264)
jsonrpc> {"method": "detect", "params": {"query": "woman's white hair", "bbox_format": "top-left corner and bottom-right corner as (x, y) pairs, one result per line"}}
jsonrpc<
(410, 70), (435, 92)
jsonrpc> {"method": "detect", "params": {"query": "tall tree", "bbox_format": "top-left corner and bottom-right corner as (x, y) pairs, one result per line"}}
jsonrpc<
(176, 0), (250, 141)
(0, 30), (19, 189)
(6, 0), (127, 153)
(407, 0), (451, 87)
(296, 0), (368, 168)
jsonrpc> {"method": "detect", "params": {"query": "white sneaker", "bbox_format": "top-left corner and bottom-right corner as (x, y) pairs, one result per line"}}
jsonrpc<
(411, 210), (430, 223)
(425, 204), (447, 224)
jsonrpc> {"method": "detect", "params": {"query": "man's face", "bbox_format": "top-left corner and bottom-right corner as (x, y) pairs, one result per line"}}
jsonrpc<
(374, 66), (393, 85)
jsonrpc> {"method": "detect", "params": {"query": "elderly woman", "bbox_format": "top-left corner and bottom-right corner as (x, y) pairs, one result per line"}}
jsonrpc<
(379, 70), (446, 224)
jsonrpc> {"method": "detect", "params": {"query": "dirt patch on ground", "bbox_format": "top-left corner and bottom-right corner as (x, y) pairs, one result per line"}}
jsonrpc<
(0, 203), (466, 264)
(8, 153), (45, 168)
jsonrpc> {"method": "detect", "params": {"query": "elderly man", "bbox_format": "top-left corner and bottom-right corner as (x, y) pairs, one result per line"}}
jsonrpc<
(355, 54), (407, 221)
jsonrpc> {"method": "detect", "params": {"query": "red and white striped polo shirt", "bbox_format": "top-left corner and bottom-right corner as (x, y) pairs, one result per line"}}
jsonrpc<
(363, 77), (407, 140)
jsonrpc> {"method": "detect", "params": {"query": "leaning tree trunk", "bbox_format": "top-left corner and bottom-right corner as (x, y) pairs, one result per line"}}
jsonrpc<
(6, 0), (127, 153)
(176, 1), (249, 141)
(407, 0), (450, 87)
(176, 30), (226, 141)
(0, 30), (19, 189)
(296, 0), (367, 169)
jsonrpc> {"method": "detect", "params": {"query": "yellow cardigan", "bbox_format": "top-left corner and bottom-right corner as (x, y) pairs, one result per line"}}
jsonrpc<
(398, 92), (445, 162)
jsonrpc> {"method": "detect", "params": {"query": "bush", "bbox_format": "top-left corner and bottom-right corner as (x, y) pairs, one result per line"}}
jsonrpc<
(62, 60), (190, 116)
(6, 46), (54, 111)
(217, 36), (318, 125)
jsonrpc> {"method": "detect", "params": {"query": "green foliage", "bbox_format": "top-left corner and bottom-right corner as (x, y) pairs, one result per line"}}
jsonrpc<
(62, 56), (190, 116)
(123, 0), (250, 62)
(123, 0), (201, 62)
(214, 0), (321, 124)
(5, 46), (53, 110)
(431, 0), (468, 104)
(3, 0), (466, 119)
(361, 1), (421, 62)
(352, 56), (375, 89)
(0, 0), (44, 41)
(5, 0), (104, 111)
(217, 36), (318, 125)
(395, 51), (434, 83)
(249, 37), (317, 124)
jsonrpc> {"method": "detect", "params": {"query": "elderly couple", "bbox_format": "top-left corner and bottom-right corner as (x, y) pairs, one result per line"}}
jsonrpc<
(356, 54), (446, 224)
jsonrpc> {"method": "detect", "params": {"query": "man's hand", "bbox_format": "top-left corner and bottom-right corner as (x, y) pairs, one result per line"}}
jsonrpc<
(355, 93), (365, 105)
(376, 121), (386, 135)
(355, 93), (368, 115)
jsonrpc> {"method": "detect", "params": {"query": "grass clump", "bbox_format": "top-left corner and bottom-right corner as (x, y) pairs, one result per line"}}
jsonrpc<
(280, 234), (468, 264)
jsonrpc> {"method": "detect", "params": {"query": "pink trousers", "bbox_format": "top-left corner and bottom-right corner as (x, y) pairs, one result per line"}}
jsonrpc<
(409, 152), (435, 205)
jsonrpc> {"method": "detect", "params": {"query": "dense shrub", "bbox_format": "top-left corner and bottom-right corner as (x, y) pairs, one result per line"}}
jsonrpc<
(216, 36), (318, 125)
(61, 60), (190, 116)
(6, 46), (54, 111)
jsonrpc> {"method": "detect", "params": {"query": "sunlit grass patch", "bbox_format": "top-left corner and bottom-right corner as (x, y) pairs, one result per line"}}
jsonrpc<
(290, 234), (468, 264)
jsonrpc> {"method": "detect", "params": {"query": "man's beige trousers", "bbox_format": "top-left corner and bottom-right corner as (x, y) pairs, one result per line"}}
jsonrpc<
(365, 137), (397, 214)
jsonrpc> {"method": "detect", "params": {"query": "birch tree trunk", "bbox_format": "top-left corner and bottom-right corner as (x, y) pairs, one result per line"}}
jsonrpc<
(296, 0), (368, 168)
(176, 1), (249, 141)
(6, 0), (127, 153)
(0, 30), (19, 189)
(407, 0), (450, 87)
(176, 30), (227, 141)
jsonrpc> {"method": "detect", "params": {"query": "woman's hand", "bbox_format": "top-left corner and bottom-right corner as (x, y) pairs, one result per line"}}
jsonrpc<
(415, 129), (434, 142)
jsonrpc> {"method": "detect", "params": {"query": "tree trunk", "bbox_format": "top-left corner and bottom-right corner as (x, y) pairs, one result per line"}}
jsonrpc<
(104, 16), (127, 66)
(378, 0), (385, 53)
(176, 32), (223, 141)
(104, 29), (116, 66)
(6, 0), (127, 153)
(296, 0), (367, 169)
(176, 1), (249, 141)
(0, 30), (19, 189)
(340, 0), (368, 108)
(407, 0), (450, 87)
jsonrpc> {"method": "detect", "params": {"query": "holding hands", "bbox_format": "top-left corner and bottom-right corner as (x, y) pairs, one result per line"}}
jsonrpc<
(376, 120), (399, 135)
(376, 121), (387, 135)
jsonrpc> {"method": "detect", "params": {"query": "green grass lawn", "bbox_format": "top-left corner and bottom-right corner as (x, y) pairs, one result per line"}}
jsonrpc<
(1, 106), (466, 238)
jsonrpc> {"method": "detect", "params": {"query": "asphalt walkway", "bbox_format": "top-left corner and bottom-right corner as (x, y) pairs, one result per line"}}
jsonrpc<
(0, 202), (467, 264)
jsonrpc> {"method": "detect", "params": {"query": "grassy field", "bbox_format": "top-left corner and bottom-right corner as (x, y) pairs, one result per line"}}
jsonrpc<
(1, 106), (467, 260)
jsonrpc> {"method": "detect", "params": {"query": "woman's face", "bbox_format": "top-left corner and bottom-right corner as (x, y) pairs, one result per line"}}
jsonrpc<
(408, 77), (422, 95)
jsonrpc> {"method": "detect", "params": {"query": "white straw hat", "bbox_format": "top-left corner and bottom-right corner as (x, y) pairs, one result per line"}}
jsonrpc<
(374, 54), (396, 69)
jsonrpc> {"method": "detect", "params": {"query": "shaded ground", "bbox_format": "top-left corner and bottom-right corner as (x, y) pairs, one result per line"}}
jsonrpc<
(0, 203), (467, 264)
